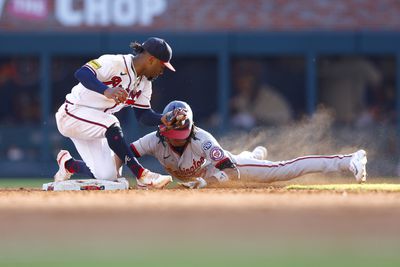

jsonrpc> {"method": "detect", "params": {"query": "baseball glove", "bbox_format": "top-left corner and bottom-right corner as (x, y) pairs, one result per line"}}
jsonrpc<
(162, 107), (188, 130)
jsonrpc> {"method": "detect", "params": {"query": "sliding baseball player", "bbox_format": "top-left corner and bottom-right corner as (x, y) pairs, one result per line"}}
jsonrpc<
(127, 100), (367, 188)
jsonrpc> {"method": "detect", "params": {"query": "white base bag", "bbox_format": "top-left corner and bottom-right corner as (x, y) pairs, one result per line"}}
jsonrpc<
(42, 178), (129, 191)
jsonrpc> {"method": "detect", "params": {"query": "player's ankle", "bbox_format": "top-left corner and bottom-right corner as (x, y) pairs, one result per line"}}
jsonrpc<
(136, 167), (145, 179)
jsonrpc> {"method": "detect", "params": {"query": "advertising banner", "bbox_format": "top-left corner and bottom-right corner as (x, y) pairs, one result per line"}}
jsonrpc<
(0, 0), (399, 32)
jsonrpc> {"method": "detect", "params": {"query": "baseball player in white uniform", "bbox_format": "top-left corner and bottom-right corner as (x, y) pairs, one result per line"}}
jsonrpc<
(53, 37), (185, 189)
(126, 100), (368, 188)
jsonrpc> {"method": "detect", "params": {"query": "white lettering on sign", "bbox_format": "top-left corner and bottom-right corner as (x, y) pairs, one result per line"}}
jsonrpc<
(13, 0), (46, 15)
(86, 0), (109, 26)
(113, 0), (136, 26)
(7, 0), (48, 19)
(56, 0), (82, 26)
(0, 0), (6, 19)
(55, 0), (167, 27)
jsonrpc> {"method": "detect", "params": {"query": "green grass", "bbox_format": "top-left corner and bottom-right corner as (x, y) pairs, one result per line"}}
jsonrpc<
(1, 247), (400, 267)
(286, 183), (400, 191)
(0, 178), (51, 188)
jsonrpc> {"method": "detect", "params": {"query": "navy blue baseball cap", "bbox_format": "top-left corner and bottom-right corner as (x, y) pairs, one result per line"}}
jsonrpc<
(142, 37), (175, 72)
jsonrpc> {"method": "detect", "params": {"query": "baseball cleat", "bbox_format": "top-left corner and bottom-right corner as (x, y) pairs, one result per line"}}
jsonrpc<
(252, 146), (268, 160)
(136, 169), (172, 189)
(54, 150), (73, 182)
(349, 149), (367, 183)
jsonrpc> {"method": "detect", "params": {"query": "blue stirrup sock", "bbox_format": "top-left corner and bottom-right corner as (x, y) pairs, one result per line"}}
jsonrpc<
(105, 124), (144, 178)
(65, 159), (95, 178)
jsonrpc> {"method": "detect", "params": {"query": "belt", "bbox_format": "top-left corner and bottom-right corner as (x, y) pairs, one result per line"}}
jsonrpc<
(65, 100), (74, 105)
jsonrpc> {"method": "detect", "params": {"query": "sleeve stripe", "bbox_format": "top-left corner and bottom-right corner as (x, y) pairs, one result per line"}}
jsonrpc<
(130, 144), (141, 157)
(215, 157), (230, 169)
(132, 103), (151, 108)
(83, 65), (97, 76)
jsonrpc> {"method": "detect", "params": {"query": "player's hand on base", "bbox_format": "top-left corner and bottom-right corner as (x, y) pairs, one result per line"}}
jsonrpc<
(178, 177), (207, 189)
(104, 87), (128, 104)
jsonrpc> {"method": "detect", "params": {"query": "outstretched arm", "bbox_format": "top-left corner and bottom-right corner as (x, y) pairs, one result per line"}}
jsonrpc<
(134, 107), (188, 127)
(215, 158), (240, 180)
(133, 107), (162, 126)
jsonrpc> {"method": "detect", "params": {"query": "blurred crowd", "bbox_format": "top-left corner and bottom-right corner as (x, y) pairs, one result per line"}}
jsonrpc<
(207, 56), (395, 131)
(0, 57), (41, 125)
(319, 56), (396, 128)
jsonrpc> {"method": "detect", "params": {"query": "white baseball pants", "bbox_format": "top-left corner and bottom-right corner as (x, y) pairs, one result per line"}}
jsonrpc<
(232, 151), (352, 182)
(55, 102), (120, 180)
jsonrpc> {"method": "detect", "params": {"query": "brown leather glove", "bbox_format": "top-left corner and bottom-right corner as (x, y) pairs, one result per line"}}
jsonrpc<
(161, 107), (188, 130)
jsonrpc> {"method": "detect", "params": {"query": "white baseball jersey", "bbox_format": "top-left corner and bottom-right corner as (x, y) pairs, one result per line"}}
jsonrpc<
(131, 127), (354, 184)
(66, 54), (152, 113)
(56, 54), (153, 180)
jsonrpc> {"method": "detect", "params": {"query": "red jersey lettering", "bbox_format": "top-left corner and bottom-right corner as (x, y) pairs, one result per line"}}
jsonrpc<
(103, 76), (122, 87)
(125, 90), (142, 105)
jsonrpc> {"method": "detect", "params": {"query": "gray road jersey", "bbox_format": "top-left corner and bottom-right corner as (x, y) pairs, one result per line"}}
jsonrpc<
(131, 128), (230, 181)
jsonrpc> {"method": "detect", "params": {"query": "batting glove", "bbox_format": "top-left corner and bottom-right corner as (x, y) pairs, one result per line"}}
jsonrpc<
(178, 177), (207, 189)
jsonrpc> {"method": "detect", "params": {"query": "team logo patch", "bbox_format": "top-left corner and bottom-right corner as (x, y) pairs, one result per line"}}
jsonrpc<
(87, 60), (101, 69)
(210, 147), (224, 161)
(202, 141), (212, 151)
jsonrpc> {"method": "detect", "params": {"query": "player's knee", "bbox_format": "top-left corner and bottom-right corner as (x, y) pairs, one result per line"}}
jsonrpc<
(105, 124), (123, 140)
(92, 167), (118, 181)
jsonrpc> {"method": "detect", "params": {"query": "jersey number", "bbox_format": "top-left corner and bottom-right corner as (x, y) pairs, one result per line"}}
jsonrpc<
(103, 76), (122, 87)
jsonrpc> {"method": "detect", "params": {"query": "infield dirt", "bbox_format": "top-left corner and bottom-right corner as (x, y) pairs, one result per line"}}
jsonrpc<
(0, 187), (399, 247)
